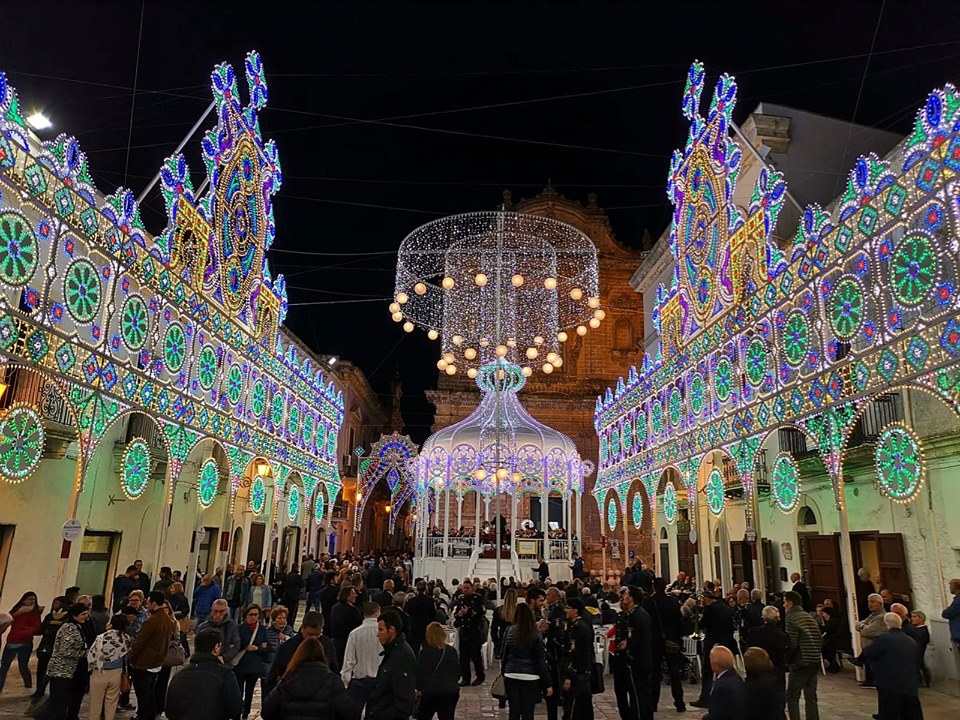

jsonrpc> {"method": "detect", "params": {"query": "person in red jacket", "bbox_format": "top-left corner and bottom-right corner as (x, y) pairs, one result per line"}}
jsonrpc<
(0, 591), (43, 693)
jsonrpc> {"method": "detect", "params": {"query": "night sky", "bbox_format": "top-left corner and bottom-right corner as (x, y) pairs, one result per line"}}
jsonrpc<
(3, 1), (960, 441)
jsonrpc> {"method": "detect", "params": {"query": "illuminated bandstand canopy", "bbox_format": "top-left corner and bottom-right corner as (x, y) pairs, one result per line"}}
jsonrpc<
(392, 211), (601, 376)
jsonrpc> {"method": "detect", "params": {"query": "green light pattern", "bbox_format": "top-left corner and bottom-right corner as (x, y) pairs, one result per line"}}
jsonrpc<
(706, 468), (724, 515)
(121, 439), (151, 499)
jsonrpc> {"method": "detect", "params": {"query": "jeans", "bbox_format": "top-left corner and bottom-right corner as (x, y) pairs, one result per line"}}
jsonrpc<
(505, 678), (540, 720)
(417, 692), (458, 720)
(347, 677), (377, 712)
(0, 642), (33, 691)
(306, 591), (321, 612)
(786, 664), (819, 720)
(129, 668), (158, 720)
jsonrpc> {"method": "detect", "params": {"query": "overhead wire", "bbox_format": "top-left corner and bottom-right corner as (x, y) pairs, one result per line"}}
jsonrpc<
(122, 0), (146, 186)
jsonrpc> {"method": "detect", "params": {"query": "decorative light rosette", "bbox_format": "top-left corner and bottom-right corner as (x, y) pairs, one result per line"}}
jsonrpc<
(0, 210), (38, 286)
(121, 438), (152, 499)
(197, 458), (219, 507)
(0, 405), (45, 483)
(771, 453), (800, 513)
(663, 482), (677, 524)
(64, 258), (101, 323)
(705, 468), (724, 516)
(632, 492), (643, 528)
(874, 422), (926, 504)
(607, 494), (618, 531)
(314, 490), (325, 524)
(250, 475), (266, 514)
(287, 485), (301, 522)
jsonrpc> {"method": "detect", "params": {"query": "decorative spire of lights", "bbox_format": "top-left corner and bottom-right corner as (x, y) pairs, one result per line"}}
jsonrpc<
(392, 211), (600, 374)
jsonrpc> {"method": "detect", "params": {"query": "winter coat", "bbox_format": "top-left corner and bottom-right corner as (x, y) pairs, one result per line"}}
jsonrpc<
(785, 607), (821, 670)
(234, 622), (270, 677)
(264, 623), (295, 666)
(197, 617), (242, 666)
(744, 670), (784, 720)
(261, 660), (357, 720)
(5, 607), (42, 644)
(414, 644), (460, 697)
(192, 583), (221, 618)
(366, 636), (416, 720)
(165, 652), (243, 720)
(500, 627), (549, 688)
(223, 575), (251, 608)
(128, 609), (176, 670)
(37, 609), (68, 655)
(47, 622), (87, 679)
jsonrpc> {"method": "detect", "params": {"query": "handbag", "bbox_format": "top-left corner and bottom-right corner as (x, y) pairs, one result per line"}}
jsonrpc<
(120, 672), (132, 694)
(491, 673), (507, 700)
(163, 637), (186, 667)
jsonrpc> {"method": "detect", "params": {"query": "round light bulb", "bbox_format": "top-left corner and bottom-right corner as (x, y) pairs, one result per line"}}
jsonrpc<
(553, 357), (563, 367)
(396, 292), (409, 305)
(496, 468), (508, 480)
(445, 365), (457, 376)
(506, 338), (517, 347)
(479, 338), (490, 347)
(526, 348), (538, 360)
(452, 335), (463, 346)
(544, 277), (557, 290)
(557, 331), (568, 343)
(534, 336), (544, 346)
(443, 353), (455, 364)
(442, 276), (455, 290)
(521, 367), (533, 377)
(511, 274), (524, 287)
(588, 297), (600, 309)
(474, 273), (488, 287)
(495, 344), (508, 357)
(414, 282), (427, 296)
(464, 348), (477, 360)
(570, 287), (583, 301)
(589, 318), (601, 329)
(403, 321), (414, 333)
(437, 359), (448, 371)
(511, 472), (523, 483)
(594, 309), (606, 320)
(542, 363), (554, 374)
(546, 352), (559, 364)
(576, 325), (588, 336)
(427, 329), (439, 340)
(497, 369), (506, 380)
(391, 312), (403, 322)
(389, 302), (400, 313)
(474, 469), (487, 481)
(467, 368), (478, 379)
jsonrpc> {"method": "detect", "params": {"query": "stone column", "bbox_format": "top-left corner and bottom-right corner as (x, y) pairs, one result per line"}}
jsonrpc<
(442, 489), (451, 559)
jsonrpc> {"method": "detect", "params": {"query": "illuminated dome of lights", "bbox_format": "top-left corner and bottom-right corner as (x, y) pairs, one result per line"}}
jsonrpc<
(392, 211), (601, 375)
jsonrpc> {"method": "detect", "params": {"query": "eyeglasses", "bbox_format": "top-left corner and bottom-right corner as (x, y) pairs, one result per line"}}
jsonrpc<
(247, 611), (260, 617)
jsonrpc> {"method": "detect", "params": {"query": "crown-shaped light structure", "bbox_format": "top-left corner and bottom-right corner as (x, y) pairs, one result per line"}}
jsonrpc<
(392, 211), (601, 376)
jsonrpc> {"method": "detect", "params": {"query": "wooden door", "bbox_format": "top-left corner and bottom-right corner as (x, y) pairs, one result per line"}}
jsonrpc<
(676, 530), (695, 577)
(799, 533), (846, 614)
(762, 538), (775, 592)
(876, 533), (911, 601)
(729, 541), (755, 587)
(248, 523), (266, 568)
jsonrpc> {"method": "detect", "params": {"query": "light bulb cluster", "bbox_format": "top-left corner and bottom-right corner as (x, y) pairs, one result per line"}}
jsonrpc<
(391, 211), (601, 375)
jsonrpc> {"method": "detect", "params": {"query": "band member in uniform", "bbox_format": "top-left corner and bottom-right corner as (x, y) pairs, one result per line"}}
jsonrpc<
(452, 580), (487, 686)
(561, 598), (594, 720)
(538, 587), (567, 720)
(613, 586), (652, 720)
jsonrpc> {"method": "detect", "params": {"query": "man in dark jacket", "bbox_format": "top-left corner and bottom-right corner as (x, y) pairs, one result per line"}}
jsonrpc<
(320, 572), (340, 636)
(366, 611), (416, 720)
(366, 562), (385, 593)
(703, 646), (745, 720)
(613, 586), (652, 720)
(304, 567), (324, 612)
(691, 591), (737, 708)
(284, 567), (304, 627)
(111, 566), (139, 612)
(405, 582), (436, 655)
(859, 612), (923, 720)
(643, 577), (686, 712)
(452, 580), (486, 686)
(561, 598), (594, 720)
(264, 611), (338, 696)
(372, 580), (395, 610)
(166, 629), (243, 720)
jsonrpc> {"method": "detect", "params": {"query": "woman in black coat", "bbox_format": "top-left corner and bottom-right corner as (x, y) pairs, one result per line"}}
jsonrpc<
(235, 604), (271, 719)
(743, 647), (785, 720)
(261, 637), (357, 720)
(415, 622), (460, 720)
(744, 605), (788, 687)
(819, 606), (847, 673)
(329, 587), (362, 669)
(499, 604), (552, 720)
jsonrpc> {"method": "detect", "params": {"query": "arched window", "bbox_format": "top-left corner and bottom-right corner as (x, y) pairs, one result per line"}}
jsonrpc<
(659, 526), (668, 540)
(798, 505), (817, 526)
(614, 319), (634, 350)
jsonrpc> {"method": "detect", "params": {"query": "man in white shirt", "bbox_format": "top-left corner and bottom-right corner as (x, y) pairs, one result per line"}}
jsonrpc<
(341, 602), (383, 712)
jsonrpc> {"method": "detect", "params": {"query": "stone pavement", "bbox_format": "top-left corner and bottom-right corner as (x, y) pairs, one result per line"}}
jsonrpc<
(0, 659), (958, 719)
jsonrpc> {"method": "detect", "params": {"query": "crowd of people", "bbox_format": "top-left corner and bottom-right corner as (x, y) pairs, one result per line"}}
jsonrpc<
(0, 550), (957, 720)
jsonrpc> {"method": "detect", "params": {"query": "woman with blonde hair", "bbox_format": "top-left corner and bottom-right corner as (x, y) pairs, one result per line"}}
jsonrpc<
(743, 647), (784, 720)
(261, 637), (356, 720)
(414, 622), (460, 720)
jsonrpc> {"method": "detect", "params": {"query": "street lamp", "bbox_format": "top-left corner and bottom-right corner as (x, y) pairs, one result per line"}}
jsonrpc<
(26, 112), (52, 131)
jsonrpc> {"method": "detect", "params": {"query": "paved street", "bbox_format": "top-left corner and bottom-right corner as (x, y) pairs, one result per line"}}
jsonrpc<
(1, 655), (957, 719)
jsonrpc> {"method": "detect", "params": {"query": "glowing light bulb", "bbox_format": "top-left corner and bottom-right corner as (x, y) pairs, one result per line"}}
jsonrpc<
(464, 347), (477, 360)
(414, 282), (427, 296)
(511, 274), (524, 287)
(474, 273), (488, 287)
(521, 367), (533, 377)
(511, 472), (522, 483)
(445, 365), (457, 375)
(576, 325), (588, 336)
(452, 335), (463, 346)
(389, 302), (400, 313)
(526, 348), (538, 360)
(507, 338), (517, 347)
(557, 331), (568, 343)
(443, 353), (455, 364)
(403, 321), (414, 332)
(588, 297), (600, 309)
(553, 357), (563, 367)
(396, 292), (409, 305)
(570, 287), (583, 300)
(544, 277), (557, 290)
(474, 469), (487, 480)
(594, 309), (606, 320)
(542, 363), (554, 374)
(589, 318), (601, 329)
(437, 359), (448, 371)
(479, 338), (490, 347)
(495, 344), (508, 357)
(534, 336), (544, 346)
(391, 312), (403, 322)
(546, 352), (559, 364)
(427, 329), (439, 340)
(467, 368), (478, 379)
(496, 468), (508, 480)
(442, 276), (455, 290)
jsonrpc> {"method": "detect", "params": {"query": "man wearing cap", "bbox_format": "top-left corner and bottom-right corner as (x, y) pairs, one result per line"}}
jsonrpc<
(691, 590), (736, 709)
(562, 598), (594, 720)
(612, 586), (652, 720)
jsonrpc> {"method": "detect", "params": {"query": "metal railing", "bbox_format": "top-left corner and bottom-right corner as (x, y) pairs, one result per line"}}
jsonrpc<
(547, 538), (569, 560)
(0, 367), (76, 427)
